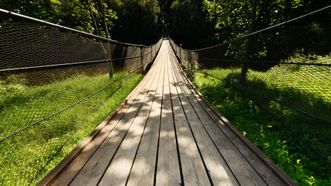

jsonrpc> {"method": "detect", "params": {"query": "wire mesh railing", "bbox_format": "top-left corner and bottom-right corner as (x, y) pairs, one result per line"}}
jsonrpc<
(0, 8), (162, 80)
(0, 8), (161, 185)
(169, 5), (331, 184)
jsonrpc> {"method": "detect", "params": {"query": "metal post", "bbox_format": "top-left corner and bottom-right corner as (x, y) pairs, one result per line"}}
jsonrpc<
(151, 47), (153, 63)
(179, 45), (182, 61)
(140, 47), (144, 74)
(108, 56), (114, 79)
(188, 51), (192, 73)
(106, 40), (113, 78)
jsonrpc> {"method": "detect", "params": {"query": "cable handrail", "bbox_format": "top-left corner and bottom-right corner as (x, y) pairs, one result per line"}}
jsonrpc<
(0, 8), (150, 48)
(0, 53), (155, 72)
(196, 57), (331, 67)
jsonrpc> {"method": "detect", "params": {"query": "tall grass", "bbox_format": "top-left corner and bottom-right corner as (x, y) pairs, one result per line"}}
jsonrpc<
(193, 58), (331, 185)
(0, 72), (142, 185)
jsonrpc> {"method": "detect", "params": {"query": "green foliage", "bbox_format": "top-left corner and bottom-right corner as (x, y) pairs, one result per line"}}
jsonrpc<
(0, 0), (96, 32)
(202, 0), (305, 41)
(193, 56), (331, 185)
(0, 73), (142, 185)
(202, 0), (331, 59)
(0, 0), (161, 44)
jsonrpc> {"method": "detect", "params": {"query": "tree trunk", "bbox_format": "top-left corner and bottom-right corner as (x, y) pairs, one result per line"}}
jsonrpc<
(241, 0), (258, 84)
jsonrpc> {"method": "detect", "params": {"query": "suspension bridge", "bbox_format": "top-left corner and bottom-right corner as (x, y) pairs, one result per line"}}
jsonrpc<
(36, 40), (293, 185)
(1, 6), (331, 186)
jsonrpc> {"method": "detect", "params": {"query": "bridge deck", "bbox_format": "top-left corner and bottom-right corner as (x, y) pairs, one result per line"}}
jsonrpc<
(40, 40), (293, 186)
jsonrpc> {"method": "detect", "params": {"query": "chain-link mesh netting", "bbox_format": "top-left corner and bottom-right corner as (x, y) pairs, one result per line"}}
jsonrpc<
(0, 9), (161, 185)
(0, 9), (162, 82)
(171, 38), (331, 119)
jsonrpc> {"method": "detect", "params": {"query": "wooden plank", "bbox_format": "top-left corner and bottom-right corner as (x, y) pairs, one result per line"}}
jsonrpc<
(155, 45), (182, 186)
(126, 48), (165, 186)
(98, 44), (164, 186)
(42, 58), (158, 186)
(68, 50), (163, 186)
(168, 51), (239, 186)
(167, 46), (211, 186)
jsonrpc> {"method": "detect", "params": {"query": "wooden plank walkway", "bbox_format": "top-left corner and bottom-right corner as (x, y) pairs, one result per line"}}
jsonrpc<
(40, 40), (294, 186)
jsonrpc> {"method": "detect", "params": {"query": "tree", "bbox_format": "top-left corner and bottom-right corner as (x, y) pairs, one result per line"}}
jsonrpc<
(0, 0), (118, 34)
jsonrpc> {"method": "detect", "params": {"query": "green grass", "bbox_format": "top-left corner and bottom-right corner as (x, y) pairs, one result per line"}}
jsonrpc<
(0, 72), (142, 185)
(193, 60), (331, 185)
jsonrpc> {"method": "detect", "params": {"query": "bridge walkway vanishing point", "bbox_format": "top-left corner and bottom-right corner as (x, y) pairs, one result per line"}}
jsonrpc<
(39, 40), (294, 186)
